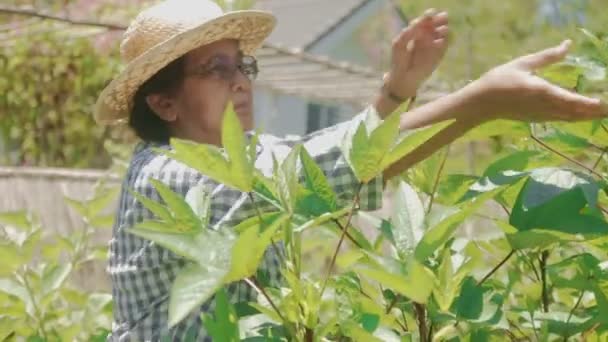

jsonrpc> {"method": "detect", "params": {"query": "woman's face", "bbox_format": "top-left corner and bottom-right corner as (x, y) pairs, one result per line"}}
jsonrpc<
(148, 39), (254, 145)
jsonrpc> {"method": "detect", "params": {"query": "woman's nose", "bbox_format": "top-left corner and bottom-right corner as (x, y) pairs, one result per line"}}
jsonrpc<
(231, 69), (251, 93)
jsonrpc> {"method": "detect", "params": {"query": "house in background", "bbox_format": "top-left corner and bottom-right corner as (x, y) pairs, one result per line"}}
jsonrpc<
(252, 0), (407, 137)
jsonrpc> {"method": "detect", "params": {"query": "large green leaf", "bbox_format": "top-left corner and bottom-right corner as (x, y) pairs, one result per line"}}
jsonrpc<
(224, 214), (288, 282)
(222, 102), (253, 192)
(201, 288), (240, 342)
(415, 189), (500, 262)
(510, 169), (608, 235)
(150, 179), (201, 232)
(381, 120), (454, 170)
(341, 110), (403, 182)
(299, 147), (337, 213)
(128, 228), (235, 266)
(357, 253), (435, 304)
(41, 263), (72, 296)
(453, 276), (484, 319)
(391, 181), (425, 259)
(276, 145), (301, 214)
(128, 190), (173, 223)
(433, 248), (476, 312)
(168, 139), (251, 192)
(168, 263), (227, 328)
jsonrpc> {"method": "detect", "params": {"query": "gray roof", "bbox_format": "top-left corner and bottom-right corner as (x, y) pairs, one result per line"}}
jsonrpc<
(254, 0), (371, 50)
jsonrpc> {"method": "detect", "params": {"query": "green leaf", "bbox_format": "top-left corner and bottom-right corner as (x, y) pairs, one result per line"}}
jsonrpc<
(454, 276), (484, 319)
(391, 181), (425, 259)
(510, 170), (608, 236)
(202, 288), (240, 342)
(169, 263), (227, 328)
(128, 189), (173, 223)
(539, 62), (585, 89)
(222, 102), (253, 192)
(185, 182), (212, 228)
(0, 277), (28, 303)
(224, 214), (288, 282)
(359, 312), (380, 333)
(381, 120), (453, 170)
(128, 229), (235, 266)
(150, 178), (201, 232)
(415, 189), (500, 262)
(275, 146), (301, 214)
(580, 28), (608, 63)
(540, 130), (592, 153)
(87, 187), (120, 218)
(437, 174), (478, 205)
(299, 147), (338, 213)
(168, 139), (234, 190)
(0, 211), (31, 230)
(483, 151), (542, 177)
(41, 263), (72, 295)
(357, 254), (435, 304)
(349, 111), (401, 183)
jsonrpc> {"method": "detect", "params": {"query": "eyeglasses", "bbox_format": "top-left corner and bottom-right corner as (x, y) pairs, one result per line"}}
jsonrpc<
(186, 54), (259, 82)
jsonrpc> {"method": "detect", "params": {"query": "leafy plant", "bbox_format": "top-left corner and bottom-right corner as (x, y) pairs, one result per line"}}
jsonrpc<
(0, 184), (116, 341)
(125, 30), (608, 341)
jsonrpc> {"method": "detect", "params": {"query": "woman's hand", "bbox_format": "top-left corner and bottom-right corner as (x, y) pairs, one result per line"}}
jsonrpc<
(465, 40), (608, 123)
(385, 9), (450, 100)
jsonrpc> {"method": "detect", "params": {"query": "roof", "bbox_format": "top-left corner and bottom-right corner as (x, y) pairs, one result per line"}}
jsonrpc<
(254, 0), (371, 50)
(0, 6), (447, 108)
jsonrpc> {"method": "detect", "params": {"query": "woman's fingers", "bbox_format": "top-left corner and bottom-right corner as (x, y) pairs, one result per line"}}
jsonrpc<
(542, 79), (606, 120)
(434, 25), (449, 39)
(516, 40), (572, 70)
(431, 11), (449, 26)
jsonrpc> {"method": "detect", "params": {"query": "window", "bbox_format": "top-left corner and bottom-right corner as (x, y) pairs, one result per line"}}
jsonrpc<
(306, 103), (339, 133)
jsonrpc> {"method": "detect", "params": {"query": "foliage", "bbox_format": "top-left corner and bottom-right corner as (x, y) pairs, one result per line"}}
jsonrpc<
(125, 30), (608, 341)
(0, 183), (116, 341)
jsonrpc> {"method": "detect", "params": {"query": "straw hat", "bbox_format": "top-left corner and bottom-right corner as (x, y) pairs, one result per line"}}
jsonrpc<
(94, 0), (276, 125)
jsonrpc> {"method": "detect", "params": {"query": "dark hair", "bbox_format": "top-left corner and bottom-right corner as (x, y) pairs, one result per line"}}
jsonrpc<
(129, 56), (186, 143)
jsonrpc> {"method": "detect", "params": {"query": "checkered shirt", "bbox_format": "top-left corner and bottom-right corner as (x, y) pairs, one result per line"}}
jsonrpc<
(107, 106), (386, 341)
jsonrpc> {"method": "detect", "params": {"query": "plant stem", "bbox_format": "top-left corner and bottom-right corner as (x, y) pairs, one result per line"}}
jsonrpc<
(247, 192), (287, 267)
(592, 149), (606, 170)
(540, 250), (550, 313)
(320, 183), (363, 297)
(517, 250), (541, 282)
(386, 294), (399, 314)
(507, 318), (531, 341)
(20, 270), (49, 341)
(477, 249), (515, 286)
(531, 135), (603, 178)
(332, 219), (363, 249)
(563, 290), (585, 341)
(245, 277), (287, 324)
(305, 327), (314, 342)
(426, 146), (450, 215)
(414, 303), (428, 342)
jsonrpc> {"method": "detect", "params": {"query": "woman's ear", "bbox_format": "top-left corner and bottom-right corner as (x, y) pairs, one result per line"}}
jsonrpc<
(145, 93), (178, 122)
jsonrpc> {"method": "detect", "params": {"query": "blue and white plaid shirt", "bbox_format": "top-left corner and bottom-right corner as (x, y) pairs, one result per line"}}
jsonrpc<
(108, 106), (385, 341)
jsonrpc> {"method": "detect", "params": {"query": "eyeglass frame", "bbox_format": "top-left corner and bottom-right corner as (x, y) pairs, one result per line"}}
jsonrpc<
(184, 52), (259, 83)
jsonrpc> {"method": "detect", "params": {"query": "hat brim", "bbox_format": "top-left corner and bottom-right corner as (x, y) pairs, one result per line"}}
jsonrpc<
(94, 10), (276, 125)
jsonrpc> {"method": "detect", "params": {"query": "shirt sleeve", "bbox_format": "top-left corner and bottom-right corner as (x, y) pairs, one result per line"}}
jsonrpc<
(255, 105), (386, 211)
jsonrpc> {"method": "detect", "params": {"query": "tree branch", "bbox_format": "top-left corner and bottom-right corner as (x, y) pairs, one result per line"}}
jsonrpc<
(320, 182), (363, 297)
(0, 5), (127, 31)
(477, 249), (515, 286)
(531, 135), (602, 178)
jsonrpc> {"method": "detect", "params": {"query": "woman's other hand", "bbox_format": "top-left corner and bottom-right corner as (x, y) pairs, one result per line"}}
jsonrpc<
(385, 8), (450, 101)
(465, 40), (608, 123)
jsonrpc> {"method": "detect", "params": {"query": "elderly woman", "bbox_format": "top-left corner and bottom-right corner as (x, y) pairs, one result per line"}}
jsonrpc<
(95, 0), (606, 340)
